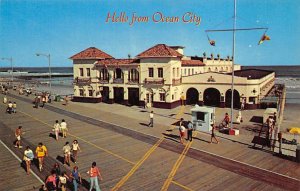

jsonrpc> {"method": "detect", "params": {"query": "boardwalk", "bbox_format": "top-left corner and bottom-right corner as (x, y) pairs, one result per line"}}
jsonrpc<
(0, 92), (299, 191)
(0, 139), (42, 191)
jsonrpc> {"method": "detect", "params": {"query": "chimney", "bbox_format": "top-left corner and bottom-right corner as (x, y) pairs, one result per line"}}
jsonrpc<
(170, 46), (185, 55)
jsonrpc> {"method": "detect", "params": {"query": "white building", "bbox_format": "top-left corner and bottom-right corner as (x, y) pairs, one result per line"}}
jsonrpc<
(70, 44), (274, 109)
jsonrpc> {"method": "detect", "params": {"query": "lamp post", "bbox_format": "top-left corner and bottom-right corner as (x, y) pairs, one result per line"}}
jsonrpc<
(1, 57), (13, 82)
(36, 53), (51, 91)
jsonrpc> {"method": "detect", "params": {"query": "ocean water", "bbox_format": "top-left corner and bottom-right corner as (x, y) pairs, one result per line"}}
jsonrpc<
(0, 67), (73, 74)
(242, 66), (300, 104)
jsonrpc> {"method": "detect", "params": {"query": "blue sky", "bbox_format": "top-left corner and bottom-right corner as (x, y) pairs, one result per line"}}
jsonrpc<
(0, 0), (299, 67)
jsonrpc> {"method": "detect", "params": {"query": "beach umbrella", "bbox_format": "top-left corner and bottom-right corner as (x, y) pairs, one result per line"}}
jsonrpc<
(289, 127), (300, 143)
(289, 127), (300, 134)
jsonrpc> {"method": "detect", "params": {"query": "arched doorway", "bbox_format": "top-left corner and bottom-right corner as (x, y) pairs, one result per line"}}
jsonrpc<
(225, 89), (240, 108)
(204, 88), (220, 106)
(186, 88), (199, 105)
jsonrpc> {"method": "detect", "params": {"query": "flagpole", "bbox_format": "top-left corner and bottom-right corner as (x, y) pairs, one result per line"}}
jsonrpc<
(230, 0), (237, 129)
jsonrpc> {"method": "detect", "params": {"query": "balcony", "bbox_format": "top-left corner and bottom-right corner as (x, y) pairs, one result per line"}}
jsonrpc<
(172, 78), (182, 86)
(144, 78), (164, 85)
(74, 77), (91, 85)
(113, 78), (124, 84)
(127, 80), (139, 85)
(98, 78), (109, 84)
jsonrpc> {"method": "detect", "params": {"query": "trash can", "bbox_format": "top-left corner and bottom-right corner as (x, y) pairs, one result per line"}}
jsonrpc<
(55, 95), (61, 102)
(296, 144), (300, 163)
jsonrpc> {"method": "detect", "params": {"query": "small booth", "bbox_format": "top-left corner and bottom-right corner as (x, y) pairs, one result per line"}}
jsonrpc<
(191, 105), (215, 133)
(263, 108), (277, 123)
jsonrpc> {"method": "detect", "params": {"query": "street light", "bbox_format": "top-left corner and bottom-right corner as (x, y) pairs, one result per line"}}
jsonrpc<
(1, 57), (13, 82)
(36, 53), (51, 91)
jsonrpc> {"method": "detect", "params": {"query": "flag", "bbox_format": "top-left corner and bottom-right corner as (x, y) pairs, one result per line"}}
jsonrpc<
(258, 34), (271, 45)
(209, 40), (216, 46)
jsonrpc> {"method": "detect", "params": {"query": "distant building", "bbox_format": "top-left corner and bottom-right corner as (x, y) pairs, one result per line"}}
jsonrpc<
(70, 44), (274, 109)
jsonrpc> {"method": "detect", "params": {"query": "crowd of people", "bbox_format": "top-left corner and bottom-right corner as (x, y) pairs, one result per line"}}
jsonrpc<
(2, 85), (103, 191)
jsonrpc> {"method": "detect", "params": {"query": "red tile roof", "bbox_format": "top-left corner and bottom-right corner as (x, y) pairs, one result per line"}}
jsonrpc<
(96, 59), (139, 66)
(70, 47), (114, 60)
(181, 60), (205, 66)
(136, 44), (183, 58)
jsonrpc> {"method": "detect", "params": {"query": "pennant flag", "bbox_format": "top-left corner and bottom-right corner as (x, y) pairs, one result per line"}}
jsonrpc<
(258, 34), (271, 45)
(209, 40), (216, 46)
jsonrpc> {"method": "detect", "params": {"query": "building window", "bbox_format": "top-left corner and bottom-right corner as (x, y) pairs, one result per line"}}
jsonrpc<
(188, 68), (190, 75)
(159, 93), (166, 101)
(129, 68), (139, 81)
(79, 89), (84, 96)
(208, 67), (211, 72)
(79, 68), (84, 77)
(158, 68), (163, 78)
(249, 97), (256, 104)
(115, 68), (122, 79)
(192, 68), (194, 75)
(177, 68), (179, 77)
(100, 68), (109, 80)
(89, 90), (93, 97)
(172, 68), (175, 77)
(184, 69), (186, 76)
(149, 68), (154, 77)
(87, 68), (91, 76)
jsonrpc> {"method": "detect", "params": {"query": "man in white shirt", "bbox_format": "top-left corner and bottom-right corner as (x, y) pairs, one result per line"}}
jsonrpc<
(148, 111), (154, 127)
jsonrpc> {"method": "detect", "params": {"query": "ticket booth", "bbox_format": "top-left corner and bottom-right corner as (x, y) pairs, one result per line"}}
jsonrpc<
(191, 105), (215, 133)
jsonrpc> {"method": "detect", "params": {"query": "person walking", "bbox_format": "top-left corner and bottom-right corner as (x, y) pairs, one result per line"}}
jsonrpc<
(41, 95), (46, 108)
(23, 146), (34, 175)
(87, 162), (103, 191)
(72, 140), (81, 164)
(15, 126), (23, 148)
(34, 96), (39, 109)
(52, 162), (61, 186)
(148, 111), (154, 127)
(180, 95), (185, 106)
(64, 96), (69, 106)
(45, 170), (57, 191)
(63, 142), (71, 166)
(210, 124), (219, 144)
(60, 119), (68, 138)
(179, 123), (186, 144)
(70, 166), (82, 191)
(35, 142), (48, 171)
(12, 102), (17, 113)
(267, 116), (274, 140)
(53, 120), (60, 141)
(59, 172), (69, 191)
(7, 101), (13, 114)
(3, 95), (7, 104)
(187, 121), (193, 141)
(240, 97), (245, 110)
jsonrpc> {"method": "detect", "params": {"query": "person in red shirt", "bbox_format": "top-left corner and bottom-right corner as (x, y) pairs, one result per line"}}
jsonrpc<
(87, 162), (103, 191)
